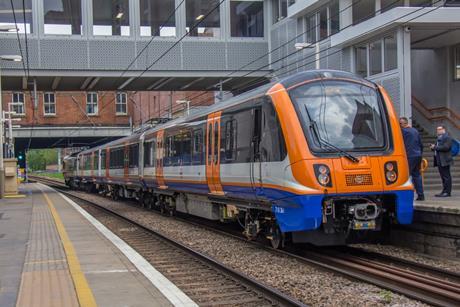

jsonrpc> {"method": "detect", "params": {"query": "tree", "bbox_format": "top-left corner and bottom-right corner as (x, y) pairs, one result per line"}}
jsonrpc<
(26, 149), (58, 171)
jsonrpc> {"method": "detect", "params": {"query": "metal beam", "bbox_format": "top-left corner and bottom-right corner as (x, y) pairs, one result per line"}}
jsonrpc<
(147, 78), (168, 90)
(87, 77), (100, 90)
(51, 77), (61, 90)
(152, 78), (173, 90)
(118, 77), (135, 90)
(180, 77), (204, 90)
(80, 77), (93, 90)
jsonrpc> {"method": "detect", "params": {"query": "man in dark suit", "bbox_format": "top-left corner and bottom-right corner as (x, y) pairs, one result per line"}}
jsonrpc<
(399, 117), (424, 201)
(430, 125), (453, 197)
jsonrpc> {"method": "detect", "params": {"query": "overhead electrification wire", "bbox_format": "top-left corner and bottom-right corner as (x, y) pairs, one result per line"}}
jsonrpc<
(50, 0), (228, 146)
(188, 0), (444, 109)
(93, 0), (227, 120)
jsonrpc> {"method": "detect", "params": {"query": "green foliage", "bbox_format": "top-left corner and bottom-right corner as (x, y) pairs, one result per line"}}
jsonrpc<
(31, 172), (64, 180)
(379, 290), (392, 304)
(26, 149), (59, 171)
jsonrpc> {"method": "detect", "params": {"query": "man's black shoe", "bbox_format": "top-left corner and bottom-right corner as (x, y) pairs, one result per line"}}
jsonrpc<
(416, 195), (425, 201)
(435, 192), (451, 197)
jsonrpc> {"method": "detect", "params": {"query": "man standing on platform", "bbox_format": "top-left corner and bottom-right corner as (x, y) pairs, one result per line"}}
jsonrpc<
(399, 117), (424, 201)
(430, 125), (453, 197)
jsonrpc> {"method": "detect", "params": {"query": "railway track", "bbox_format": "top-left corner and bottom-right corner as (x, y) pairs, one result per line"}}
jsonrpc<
(32, 176), (460, 307)
(31, 176), (305, 307)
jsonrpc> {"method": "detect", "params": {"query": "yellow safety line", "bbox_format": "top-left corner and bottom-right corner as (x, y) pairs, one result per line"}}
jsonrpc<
(4, 194), (26, 198)
(42, 192), (97, 307)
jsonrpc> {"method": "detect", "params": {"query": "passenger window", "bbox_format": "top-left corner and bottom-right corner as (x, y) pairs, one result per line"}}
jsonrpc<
(192, 129), (203, 165)
(225, 119), (237, 161)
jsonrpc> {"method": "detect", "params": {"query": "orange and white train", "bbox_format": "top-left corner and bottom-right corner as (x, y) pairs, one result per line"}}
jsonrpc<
(63, 70), (414, 247)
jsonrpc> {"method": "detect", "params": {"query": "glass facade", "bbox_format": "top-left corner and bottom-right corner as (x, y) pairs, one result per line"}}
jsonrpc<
(44, 92), (56, 115)
(140, 0), (176, 37)
(384, 35), (397, 71)
(186, 0), (220, 37)
(272, 0), (287, 24)
(352, 0), (375, 25)
(355, 34), (397, 77)
(93, 0), (129, 36)
(369, 40), (382, 76)
(355, 45), (367, 77)
(230, 1), (264, 37)
(329, 0), (339, 35)
(305, 0), (340, 44)
(381, 0), (404, 13)
(44, 0), (82, 35)
(0, 0), (32, 33)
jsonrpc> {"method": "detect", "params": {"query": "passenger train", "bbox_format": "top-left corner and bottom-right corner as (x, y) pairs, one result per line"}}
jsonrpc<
(63, 70), (414, 247)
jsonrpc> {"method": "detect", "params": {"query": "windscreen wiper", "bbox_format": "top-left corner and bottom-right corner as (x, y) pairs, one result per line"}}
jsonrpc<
(309, 120), (360, 163)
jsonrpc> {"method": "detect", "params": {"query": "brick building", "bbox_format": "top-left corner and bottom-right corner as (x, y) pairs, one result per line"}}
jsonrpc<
(1, 90), (215, 128)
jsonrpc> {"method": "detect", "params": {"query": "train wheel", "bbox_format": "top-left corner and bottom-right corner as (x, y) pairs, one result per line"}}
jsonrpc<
(268, 225), (284, 249)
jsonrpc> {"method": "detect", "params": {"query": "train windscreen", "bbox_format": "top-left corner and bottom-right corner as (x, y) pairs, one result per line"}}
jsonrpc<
(289, 80), (388, 152)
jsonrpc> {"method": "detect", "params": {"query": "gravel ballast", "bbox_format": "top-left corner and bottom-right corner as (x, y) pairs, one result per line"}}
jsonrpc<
(71, 191), (430, 307)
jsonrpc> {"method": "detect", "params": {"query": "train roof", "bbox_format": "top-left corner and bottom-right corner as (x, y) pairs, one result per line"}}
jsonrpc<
(78, 70), (372, 155)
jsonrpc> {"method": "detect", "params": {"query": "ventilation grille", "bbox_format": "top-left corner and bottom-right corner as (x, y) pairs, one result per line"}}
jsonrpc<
(345, 174), (373, 186)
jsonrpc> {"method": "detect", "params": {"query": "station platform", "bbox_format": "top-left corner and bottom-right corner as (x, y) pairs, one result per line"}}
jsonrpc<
(0, 183), (197, 307)
(392, 190), (460, 260)
(414, 190), (460, 215)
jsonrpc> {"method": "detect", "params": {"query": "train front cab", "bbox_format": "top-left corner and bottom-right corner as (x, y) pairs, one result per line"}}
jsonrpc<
(268, 72), (414, 245)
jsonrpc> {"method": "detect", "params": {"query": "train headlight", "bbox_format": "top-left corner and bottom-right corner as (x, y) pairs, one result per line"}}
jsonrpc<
(384, 161), (398, 184)
(314, 164), (332, 187)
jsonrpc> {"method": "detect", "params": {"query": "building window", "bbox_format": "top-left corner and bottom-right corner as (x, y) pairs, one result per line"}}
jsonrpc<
(305, 0), (339, 43)
(369, 40), (382, 76)
(0, 0), (32, 33)
(11, 92), (25, 115)
(381, 0), (404, 13)
(93, 0), (130, 36)
(116, 92), (127, 115)
(329, 0), (339, 35)
(384, 35), (397, 71)
(455, 46), (460, 80)
(352, 0), (375, 25)
(44, 0), (82, 35)
(186, 0), (220, 37)
(306, 14), (317, 43)
(272, 0), (287, 23)
(140, 0), (176, 37)
(230, 1), (264, 37)
(355, 34), (397, 77)
(86, 92), (98, 115)
(409, 0), (433, 6)
(355, 45), (367, 77)
(318, 7), (327, 40)
(44, 92), (56, 115)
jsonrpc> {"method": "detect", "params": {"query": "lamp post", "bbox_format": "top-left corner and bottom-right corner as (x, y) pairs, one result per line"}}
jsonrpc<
(0, 54), (22, 198)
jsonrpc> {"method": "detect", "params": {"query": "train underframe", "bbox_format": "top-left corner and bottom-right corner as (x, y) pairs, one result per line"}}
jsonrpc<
(66, 178), (396, 248)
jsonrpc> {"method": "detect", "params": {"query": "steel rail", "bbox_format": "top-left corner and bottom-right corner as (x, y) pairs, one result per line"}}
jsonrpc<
(33, 176), (460, 307)
(31, 177), (306, 307)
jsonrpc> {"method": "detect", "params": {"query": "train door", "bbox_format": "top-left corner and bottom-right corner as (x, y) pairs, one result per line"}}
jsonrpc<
(155, 130), (167, 189)
(124, 143), (129, 179)
(90, 152), (94, 177)
(105, 148), (110, 178)
(139, 133), (145, 178)
(206, 112), (224, 195)
(250, 107), (264, 197)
